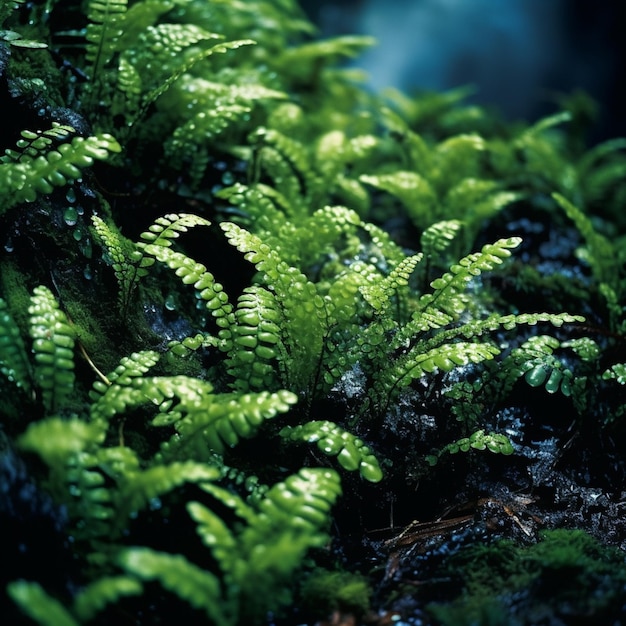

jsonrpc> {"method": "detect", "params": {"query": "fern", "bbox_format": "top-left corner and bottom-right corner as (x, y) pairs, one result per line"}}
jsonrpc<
(85, 0), (128, 83)
(118, 548), (226, 624)
(226, 285), (283, 392)
(7, 581), (79, 626)
(28, 285), (76, 413)
(426, 430), (514, 466)
(279, 420), (383, 482)
(91, 215), (146, 315)
(0, 296), (31, 390)
(0, 131), (121, 211)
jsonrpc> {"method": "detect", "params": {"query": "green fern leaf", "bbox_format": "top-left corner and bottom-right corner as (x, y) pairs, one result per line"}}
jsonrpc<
(7, 581), (79, 626)
(92, 215), (145, 314)
(18, 417), (102, 469)
(89, 349), (160, 399)
(164, 389), (298, 458)
(118, 548), (227, 624)
(251, 467), (342, 534)
(73, 577), (143, 622)
(114, 462), (220, 529)
(552, 192), (616, 286)
(0, 296), (31, 390)
(0, 133), (121, 210)
(279, 421), (383, 482)
(360, 253), (423, 315)
(360, 171), (438, 225)
(603, 363), (626, 385)
(28, 286), (75, 413)
(85, 0), (128, 82)
(420, 220), (463, 258)
(226, 286), (282, 391)
(139, 243), (234, 331)
(426, 430), (514, 466)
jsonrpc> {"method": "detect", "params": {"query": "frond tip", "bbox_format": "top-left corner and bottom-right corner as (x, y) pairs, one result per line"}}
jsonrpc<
(280, 421), (383, 482)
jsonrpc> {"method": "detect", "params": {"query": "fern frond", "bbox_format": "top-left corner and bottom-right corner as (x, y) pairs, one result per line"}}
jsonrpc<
(279, 421), (383, 482)
(552, 192), (616, 287)
(118, 548), (227, 624)
(360, 253), (423, 316)
(18, 417), (102, 470)
(603, 363), (626, 385)
(420, 220), (463, 258)
(0, 296), (31, 390)
(7, 581), (79, 626)
(139, 243), (235, 332)
(89, 349), (160, 399)
(250, 467), (342, 535)
(138, 212), (212, 251)
(28, 285), (76, 413)
(1, 123), (76, 163)
(226, 286), (282, 391)
(73, 577), (143, 622)
(360, 171), (437, 225)
(91, 214), (146, 314)
(426, 430), (514, 466)
(114, 462), (220, 530)
(85, 0), (128, 81)
(160, 389), (298, 459)
(90, 374), (207, 425)
(0, 133), (121, 210)
(133, 38), (256, 124)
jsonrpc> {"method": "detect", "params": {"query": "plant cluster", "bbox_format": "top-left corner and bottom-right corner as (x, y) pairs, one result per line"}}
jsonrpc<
(0, 0), (625, 624)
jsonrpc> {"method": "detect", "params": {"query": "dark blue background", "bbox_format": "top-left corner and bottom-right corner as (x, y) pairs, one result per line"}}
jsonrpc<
(302, 0), (626, 142)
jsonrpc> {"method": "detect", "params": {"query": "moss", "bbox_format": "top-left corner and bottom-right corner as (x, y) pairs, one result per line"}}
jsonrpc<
(299, 569), (371, 621)
(427, 529), (626, 625)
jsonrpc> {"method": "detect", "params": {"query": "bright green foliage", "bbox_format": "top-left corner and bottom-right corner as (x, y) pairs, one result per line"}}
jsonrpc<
(85, 0), (128, 82)
(426, 429), (514, 466)
(603, 363), (626, 386)
(0, 130), (121, 211)
(116, 468), (342, 625)
(8, 576), (145, 626)
(91, 215), (146, 315)
(3, 0), (625, 623)
(7, 581), (80, 626)
(118, 549), (227, 624)
(280, 420), (383, 482)
(553, 192), (625, 333)
(28, 285), (76, 414)
(0, 296), (31, 390)
(226, 285), (282, 392)
(156, 387), (299, 459)
(448, 334), (589, 426)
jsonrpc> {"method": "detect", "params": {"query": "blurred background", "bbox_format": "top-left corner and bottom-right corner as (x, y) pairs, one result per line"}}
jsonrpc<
(301, 0), (626, 143)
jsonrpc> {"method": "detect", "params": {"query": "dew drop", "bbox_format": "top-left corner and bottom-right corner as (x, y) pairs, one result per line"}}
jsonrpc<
(65, 188), (77, 203)
(63, 206), (78, 226)
(73, 228), (83, 241)
(4, 238), (14, 253)
(164, 294), (176, 311)
(83, 265), (93, 280)
(221, 171), (235, 185)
